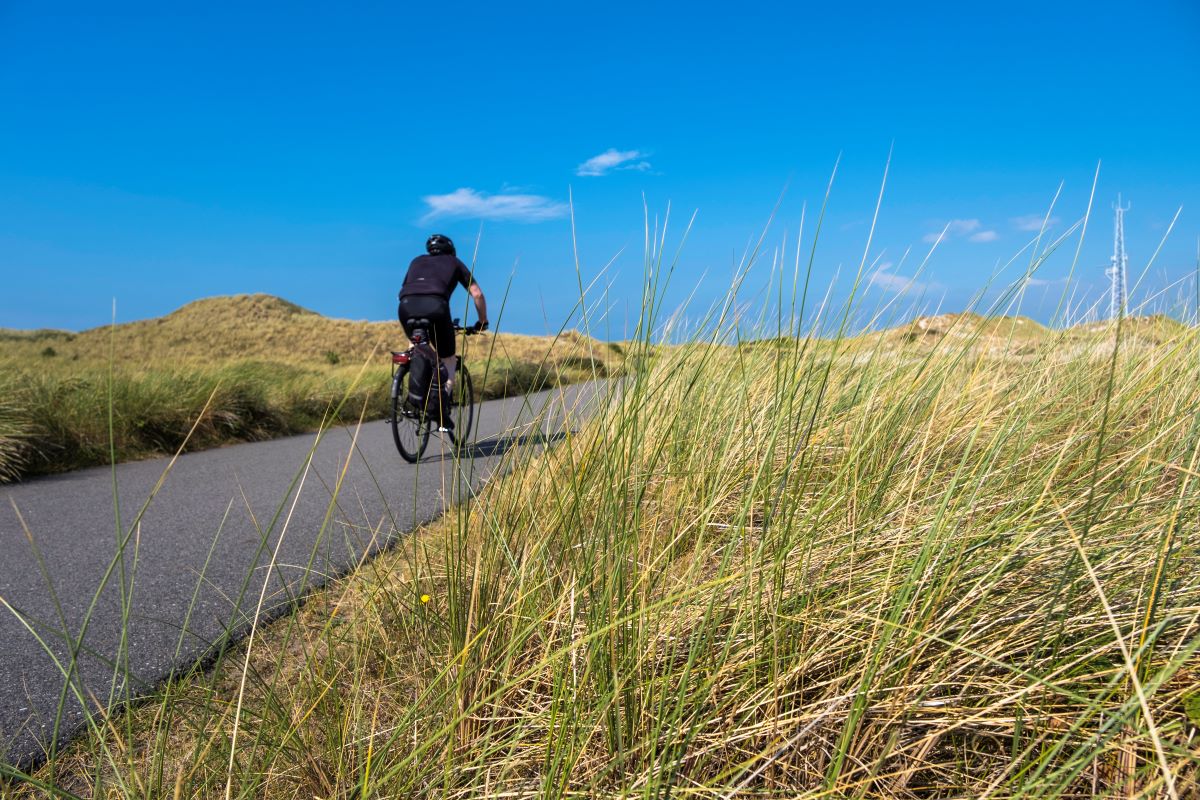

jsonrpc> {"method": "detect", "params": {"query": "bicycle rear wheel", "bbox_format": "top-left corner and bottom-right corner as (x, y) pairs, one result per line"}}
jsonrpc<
(391, 365), (430, 463)
(448, 363), (475, 443)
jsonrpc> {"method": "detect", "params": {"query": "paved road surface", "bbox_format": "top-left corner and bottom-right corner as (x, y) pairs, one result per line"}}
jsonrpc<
(0, 381), (605, 769)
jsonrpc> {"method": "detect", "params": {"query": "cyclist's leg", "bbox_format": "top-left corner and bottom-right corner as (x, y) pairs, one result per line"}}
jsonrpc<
(426, 301), (458, 428)
(428, 301), (457, 391)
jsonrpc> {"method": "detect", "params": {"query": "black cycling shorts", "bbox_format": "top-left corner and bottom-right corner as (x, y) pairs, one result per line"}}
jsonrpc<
(398, 294), (456, 357)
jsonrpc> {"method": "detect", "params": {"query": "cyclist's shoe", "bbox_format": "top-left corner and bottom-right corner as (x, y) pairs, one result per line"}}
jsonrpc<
(437, 417), (455, 432)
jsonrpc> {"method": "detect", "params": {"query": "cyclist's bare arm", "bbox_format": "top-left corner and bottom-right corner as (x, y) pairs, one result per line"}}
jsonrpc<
(469, 283), (488, 328)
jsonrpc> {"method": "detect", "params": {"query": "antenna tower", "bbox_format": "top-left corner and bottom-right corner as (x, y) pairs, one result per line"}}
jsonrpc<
(1107, 196), (1129, 319)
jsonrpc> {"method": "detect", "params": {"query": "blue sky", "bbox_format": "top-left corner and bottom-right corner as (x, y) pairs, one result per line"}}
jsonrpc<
(2, 1), (1198, 336)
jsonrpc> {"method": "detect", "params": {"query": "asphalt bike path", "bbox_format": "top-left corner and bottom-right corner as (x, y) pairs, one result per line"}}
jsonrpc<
(0, 381), (606, 769)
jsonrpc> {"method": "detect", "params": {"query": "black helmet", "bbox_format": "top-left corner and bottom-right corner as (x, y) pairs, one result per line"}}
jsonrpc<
(426, 234), (456, 256)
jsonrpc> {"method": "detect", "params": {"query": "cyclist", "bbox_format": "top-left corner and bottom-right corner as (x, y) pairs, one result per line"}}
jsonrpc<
(398, 234), (488, 426)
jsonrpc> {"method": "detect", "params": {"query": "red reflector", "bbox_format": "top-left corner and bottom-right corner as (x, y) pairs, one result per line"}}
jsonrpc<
(392, 352), (409, 364)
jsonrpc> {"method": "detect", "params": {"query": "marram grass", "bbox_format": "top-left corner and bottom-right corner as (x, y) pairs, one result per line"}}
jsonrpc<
(5, 301), (1200, 798)
(0, 295), (620, 481)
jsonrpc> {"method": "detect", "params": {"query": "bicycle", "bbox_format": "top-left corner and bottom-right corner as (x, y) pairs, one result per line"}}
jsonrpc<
(389, 319), (481, 463)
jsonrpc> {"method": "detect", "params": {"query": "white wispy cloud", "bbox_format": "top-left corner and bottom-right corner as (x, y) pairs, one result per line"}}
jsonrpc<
(420, 188), (568, 224)
(922, 218), (997, 244)
(576, 148), (652, 177)
(869, 261), (928, 294)
(1023, 276), (1068, 288)
(1011, 214), (1061, 232)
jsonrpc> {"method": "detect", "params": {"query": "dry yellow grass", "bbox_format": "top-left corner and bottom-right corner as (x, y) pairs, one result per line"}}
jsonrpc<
(0, 294), (622, 481)
(0, 293), (622, 372)
(860, 311), (1186, 352)
(11, 315), (1200, 797)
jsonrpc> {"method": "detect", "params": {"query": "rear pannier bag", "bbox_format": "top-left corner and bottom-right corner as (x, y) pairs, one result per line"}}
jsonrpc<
(406, 342), (445, 419)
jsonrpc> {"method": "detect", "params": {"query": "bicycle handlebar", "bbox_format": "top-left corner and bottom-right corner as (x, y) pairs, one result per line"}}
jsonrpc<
(452, 318), (488, 335)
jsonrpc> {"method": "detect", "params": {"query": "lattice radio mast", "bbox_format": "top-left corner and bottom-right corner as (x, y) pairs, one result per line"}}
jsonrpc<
(1107, 196), (1130, 319)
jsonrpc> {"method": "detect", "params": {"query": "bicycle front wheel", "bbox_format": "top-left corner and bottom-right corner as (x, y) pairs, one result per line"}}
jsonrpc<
(449, 363), (475, 443)
(391, 365), (430, 463)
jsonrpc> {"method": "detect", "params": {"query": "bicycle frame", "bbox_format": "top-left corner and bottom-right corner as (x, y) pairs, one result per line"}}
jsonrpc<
(389, 318), (480, 460)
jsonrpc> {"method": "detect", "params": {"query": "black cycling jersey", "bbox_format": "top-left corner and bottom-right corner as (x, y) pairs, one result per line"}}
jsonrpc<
(399, 254), (474, 300)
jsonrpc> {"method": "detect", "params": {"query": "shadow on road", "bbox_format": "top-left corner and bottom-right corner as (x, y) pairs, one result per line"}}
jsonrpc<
(464, 429), (569, 458)
(424, 429), (571, 463)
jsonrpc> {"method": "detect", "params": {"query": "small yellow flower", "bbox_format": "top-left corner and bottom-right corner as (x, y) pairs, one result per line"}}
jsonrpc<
(420, 594), (431, 604)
